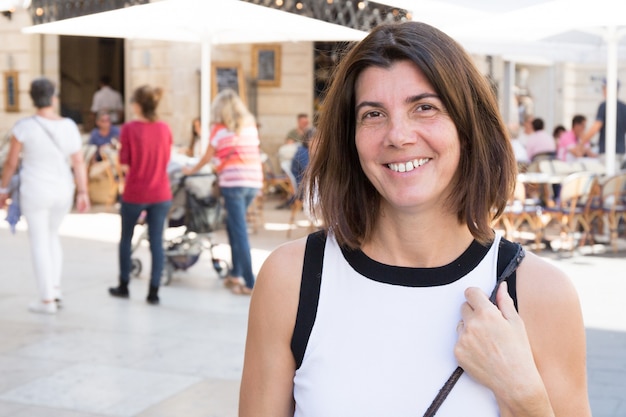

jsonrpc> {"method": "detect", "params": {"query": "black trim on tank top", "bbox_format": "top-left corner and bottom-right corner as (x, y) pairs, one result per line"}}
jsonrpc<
(291, 231), (519, 369)
(340, 239), (490, 287)
(291, 230), (327, 369)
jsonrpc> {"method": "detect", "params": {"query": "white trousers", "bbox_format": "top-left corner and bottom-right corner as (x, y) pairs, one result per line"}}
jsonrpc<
(21, 189), (73, 302)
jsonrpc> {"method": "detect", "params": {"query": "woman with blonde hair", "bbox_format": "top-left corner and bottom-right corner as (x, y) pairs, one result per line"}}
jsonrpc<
(183, 89), (263, 295)
(109, 85), (172, 304)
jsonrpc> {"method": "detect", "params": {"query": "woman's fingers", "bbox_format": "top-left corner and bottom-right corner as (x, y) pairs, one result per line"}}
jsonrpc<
(495, 281), (519, 321)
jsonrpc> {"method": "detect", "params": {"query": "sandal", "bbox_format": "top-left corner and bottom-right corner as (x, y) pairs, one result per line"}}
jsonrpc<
(223, 276), (243, 289)
(231, 284), (253, 296)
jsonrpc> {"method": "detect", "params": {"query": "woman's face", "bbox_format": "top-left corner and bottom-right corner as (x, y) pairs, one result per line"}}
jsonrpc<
(96, 114), (112, 130)
(354, 60), (460, 213)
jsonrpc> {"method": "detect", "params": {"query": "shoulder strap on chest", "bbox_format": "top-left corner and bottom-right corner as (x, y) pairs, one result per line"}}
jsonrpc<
(494, 238), (525, 311)
(291, 230), (327, 369)
(423, 238), (525, 417)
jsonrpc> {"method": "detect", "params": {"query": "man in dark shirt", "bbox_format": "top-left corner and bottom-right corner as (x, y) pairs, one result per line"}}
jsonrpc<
(582, 79), (626, 168)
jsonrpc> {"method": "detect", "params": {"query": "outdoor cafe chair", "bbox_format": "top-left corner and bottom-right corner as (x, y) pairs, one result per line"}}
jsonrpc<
(260, 153), (293, 199)
(541, 171), (600, 251)
(497, 180), (545, 247)
(587, 172), (626, 253)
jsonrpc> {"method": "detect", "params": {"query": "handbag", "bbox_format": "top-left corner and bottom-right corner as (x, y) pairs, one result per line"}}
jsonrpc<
(5, 164), (21, 234)
(422, 239), (525, 417)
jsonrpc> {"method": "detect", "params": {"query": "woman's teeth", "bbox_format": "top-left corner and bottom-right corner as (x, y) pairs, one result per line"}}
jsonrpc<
(388, 158), (429, 173)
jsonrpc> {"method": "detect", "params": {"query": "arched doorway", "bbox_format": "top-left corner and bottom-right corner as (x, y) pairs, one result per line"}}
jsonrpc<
(59, 36), (124, 132)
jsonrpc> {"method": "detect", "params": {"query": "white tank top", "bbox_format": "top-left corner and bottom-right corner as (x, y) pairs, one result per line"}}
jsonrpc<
(293, 232), (505, 417)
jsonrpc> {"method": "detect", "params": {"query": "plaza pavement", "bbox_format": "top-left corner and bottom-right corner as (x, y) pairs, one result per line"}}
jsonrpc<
(0, 199), (624, 417)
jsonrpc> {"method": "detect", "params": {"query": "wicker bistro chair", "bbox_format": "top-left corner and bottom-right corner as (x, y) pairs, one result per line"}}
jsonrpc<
(588, 172), (626, 252)
(87, 145), (121, 206)
(260, 153), (293, 199)
(498, 180), (545, 247)
(541, 171), (600, 250)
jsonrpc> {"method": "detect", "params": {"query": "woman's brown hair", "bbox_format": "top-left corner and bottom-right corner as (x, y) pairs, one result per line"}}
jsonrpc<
(131, 85), (163, 122)
(306, 21), (516, 248)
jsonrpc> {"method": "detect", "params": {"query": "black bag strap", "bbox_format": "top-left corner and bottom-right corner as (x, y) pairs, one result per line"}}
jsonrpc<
(423, 238), (525, 417)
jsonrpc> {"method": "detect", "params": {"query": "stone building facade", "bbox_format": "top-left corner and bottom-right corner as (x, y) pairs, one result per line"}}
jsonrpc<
(2, 6), (626, 160)
(0, 7), (314, 163)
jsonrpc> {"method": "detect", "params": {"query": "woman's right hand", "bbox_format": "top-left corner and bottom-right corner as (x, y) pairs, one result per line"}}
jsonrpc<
(0, 193), (8, 209)
(75, 192), (91, 213)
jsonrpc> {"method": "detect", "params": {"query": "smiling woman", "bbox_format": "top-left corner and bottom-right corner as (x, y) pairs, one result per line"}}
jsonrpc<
(354, 62), (461, 220)
(239, 21), (591, 417)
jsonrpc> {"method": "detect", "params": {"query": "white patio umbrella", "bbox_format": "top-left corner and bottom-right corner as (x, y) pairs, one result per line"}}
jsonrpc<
(447, 0), (626, 175)
(379, 0), (626, 175)
(22, 0), (367, 150)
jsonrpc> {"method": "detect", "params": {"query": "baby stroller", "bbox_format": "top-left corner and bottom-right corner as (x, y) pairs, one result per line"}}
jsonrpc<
(130, 168), (229, 285)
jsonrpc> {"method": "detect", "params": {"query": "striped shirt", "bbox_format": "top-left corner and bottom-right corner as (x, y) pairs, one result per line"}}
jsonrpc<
(210, 123), (263, 189)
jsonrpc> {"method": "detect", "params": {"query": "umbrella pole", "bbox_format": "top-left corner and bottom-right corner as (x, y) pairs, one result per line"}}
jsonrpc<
(200, 39), (211, 154)
(604, 26), (618, 176)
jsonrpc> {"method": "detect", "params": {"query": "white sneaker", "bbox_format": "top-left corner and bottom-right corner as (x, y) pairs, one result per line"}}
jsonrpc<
(28, 301), (57, 315)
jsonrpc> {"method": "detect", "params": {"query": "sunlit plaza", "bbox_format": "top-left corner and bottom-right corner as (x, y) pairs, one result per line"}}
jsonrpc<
(1, 1), (626, 416)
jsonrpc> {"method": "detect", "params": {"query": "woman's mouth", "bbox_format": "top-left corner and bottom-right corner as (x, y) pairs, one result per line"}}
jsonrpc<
(387, 158), (430, 173)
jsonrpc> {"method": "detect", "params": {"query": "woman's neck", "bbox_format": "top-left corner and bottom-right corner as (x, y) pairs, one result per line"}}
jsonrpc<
(362, 208), (474, 268)
(36, 107), (59, 119)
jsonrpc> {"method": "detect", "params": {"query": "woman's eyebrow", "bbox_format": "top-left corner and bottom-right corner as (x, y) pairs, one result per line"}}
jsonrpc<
(355, 100), (382, 113)
(405, 93), (440, 104)
(355, 93), (440, 113)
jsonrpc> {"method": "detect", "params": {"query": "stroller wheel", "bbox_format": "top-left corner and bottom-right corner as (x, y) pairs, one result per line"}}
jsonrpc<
(161, 261), (174, 286)
(131, 258), (142, 278)
(213, 258), (230, 279)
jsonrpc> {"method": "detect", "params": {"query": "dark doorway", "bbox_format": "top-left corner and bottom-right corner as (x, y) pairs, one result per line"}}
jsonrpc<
(313, 42), (351, 116)
(59, 36), (125, 132)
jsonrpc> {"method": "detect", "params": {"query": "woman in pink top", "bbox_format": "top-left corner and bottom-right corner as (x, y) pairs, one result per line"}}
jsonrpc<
(184, 89), (263, 295)
(557, 115), (596, 161)
(526, 117), (557, 161)
(109, 85), (172, 304)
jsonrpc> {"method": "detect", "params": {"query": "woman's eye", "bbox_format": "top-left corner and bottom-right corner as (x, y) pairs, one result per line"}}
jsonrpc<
(416, 103), (435, 112)
(362, 110), (382, 119)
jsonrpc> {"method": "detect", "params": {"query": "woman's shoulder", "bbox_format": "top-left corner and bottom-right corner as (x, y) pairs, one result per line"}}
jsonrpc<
(12, 116), (33, 131)
(210, 123), (230, 137)
(515, 251), (581, 316)
(254, 237), (308, 306)
(260, 237), (308, 282)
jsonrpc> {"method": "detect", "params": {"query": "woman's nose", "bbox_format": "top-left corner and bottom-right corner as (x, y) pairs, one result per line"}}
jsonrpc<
(384, 115), (416, 147)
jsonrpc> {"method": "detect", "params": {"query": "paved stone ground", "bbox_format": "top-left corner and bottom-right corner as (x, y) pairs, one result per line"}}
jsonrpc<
(0, 200), (624, 416)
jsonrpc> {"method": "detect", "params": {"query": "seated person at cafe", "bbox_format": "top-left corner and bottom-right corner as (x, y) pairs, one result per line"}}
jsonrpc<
(89, 110), (120, 161)
(557, 114), (597, 162)
(526, 117), (556, 161)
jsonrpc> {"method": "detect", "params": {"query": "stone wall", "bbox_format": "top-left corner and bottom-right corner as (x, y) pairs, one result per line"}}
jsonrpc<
(2, 6), (625, 164)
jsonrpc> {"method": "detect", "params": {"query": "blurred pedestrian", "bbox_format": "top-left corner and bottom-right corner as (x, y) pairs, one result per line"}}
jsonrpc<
(91, 75), (124, 125)
(183, 89), (263, 295)
(108, 85), (172, 305)
(89, 109), (120, 161)
(276, 113), (310, 209)
(526, 117), (556, 161)
(0, 77), (90, 314)
(290, 127), (314, 196)
(557, 115), (596, 162)
(581, 78), (626, 167)
(186, 117), (202, 157)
